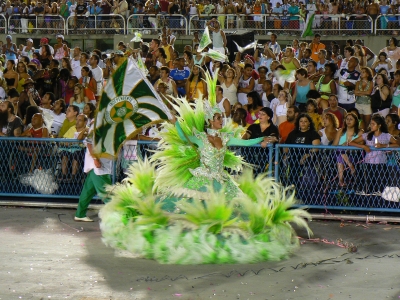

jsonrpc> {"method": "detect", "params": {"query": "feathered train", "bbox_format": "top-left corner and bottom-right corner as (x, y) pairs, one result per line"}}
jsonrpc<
(100, 159), (312, 264)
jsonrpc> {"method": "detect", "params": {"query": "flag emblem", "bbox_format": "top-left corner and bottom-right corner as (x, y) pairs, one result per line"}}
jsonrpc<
(94, 58), (172, 158)
(106, 96), (138, 124)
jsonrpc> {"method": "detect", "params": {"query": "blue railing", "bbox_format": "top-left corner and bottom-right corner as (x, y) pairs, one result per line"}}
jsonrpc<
(0, 137), (399, 212)
(274, 144), (400, 212)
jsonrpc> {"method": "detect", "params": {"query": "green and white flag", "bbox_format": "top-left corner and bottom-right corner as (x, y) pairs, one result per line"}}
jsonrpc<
(94, 58), (172, 158)
(197, 26), (212, 53)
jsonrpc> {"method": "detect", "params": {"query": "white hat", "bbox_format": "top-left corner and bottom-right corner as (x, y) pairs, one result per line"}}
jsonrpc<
(56, 34), (64, 40)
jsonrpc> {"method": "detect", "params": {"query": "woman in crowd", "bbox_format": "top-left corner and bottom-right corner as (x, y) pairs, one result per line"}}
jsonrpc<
(218, 66), (239, 106)
(391, 69), (400, 114)
(274, 89), (290, 126)
(292, 39), (300, 58)
(292, 67), (315, 112)
(186, 64), (207, 102)
(385, 113), (400, 189)
(380, 37), (400, 77)
(79, 66), (97, 103)
(349, 114), (399, 193)
(254, 66), (268, 95)
(23, 105), (41, 131)
(3, 60), (19, 91)
(61, 57), (73, 74)
(319, 112), (339, 146)
(154, 47), (167, 67)
(306, 99), (323, 130)
(245, 91), (264, 125)
(285, 113), (321, 191)
(348, 107), (365, 134)
(333, 112), (362, 187)
(355, 67), (374, 131)
(193, 48), (205, 67)
(183, 50), (194, 70)
(83, 102), (96, 125)
(16, 62), (31, 93)
(39, 45), (53, 69)
(69, 84), (89, 113)
(315, 62), (337, 110)
(386, 113), (400, 141)
(354, 44), (367, 68)
(371, 52), (392, 76)
(371, 73), (392, 117)
(280, 47), (301, 71)
(54, 34), (69, 61)
(243, 107), (279, 175)
(215, 85), (231, 117)
(20, 38), (35, 60)
(57, 68), (70, 100)
(318, 112), (339, 184)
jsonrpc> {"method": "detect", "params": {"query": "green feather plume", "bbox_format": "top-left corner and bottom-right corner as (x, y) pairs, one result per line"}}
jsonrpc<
(235, 169), (313, 237)
(203, 67), (218, 108)
(171, 185), (241, 235)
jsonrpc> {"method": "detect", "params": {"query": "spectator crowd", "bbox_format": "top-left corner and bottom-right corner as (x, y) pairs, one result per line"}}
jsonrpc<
(2, 0), (400, 35)
(0, 16), (399, 195)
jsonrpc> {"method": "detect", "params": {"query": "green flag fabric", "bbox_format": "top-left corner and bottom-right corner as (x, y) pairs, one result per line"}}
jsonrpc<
(302, 13), (315, 38)
(94, 58), (172, 158)
(197, 26), (212, 52)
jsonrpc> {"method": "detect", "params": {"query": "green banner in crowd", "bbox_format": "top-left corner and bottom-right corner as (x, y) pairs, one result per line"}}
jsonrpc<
(94, 58), (172, 158)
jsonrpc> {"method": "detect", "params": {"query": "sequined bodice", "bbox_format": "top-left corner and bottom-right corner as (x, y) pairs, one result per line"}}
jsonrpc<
(189, 130), (230, 182)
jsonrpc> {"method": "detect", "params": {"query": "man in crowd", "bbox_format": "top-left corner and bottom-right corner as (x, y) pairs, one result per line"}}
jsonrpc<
(309, 33), (325, 62)
(336, 56), (360, 112)
(339, 46), (354, 70)
(323, 94), (347, 128)
(59, 113), (89, 182)
(170, 58), (189, 97)
(254, 43), (276, 71)
(58, 105), (79, 138)
(89, 54), (104, 101)
(147, 65), (160, 86)
(71, 47), (83, 78)
(266, 33), (281, 58)
(307, 60), (319, 83)
(0, 100), (23, 137)
(279, 105), (299, 143)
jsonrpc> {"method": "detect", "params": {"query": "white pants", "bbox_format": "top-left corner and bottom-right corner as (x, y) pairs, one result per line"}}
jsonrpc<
(21, 18), (28, 33)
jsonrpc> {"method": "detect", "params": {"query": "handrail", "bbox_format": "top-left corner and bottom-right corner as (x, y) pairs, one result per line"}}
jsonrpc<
(126, 13), (188, 35)
(3, 12), (400, 35)
(8, 13), (66, 35)
(65, 13), (125, 34)
(188, 13), (305, 35)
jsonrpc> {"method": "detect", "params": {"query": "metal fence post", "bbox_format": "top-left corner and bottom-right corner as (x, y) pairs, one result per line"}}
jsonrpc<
(268, 143), (273, 176)
(274, 144), (280, 183)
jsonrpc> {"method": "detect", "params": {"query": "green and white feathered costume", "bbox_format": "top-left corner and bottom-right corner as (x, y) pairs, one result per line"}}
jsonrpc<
(99, 70), (312, 264)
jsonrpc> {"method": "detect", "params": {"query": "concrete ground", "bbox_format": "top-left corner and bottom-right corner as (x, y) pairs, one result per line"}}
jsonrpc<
(1, 206), (400, 300)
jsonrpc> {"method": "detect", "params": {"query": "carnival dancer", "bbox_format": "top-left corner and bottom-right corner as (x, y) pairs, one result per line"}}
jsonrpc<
(96, 58), (312, 264)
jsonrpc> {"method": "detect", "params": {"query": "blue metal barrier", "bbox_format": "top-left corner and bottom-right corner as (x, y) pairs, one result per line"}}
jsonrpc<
(0, 137), (399, 213)
(0, 137), (89, 199)
(274, 144), (400, 212)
